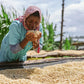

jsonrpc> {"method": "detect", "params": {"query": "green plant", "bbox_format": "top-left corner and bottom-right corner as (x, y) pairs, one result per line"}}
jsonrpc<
(41, 14), (60, 51)
(63, 37), (76, 50)
(0, 4), (18, 47)
(0, 4), (12, 46)
(69, 36), (76, 50)
(63, 38), (71, 50)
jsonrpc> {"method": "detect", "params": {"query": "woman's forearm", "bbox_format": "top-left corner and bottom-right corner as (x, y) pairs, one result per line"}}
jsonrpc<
(10, 38), (29, 54)
(19, 37), (29, 49)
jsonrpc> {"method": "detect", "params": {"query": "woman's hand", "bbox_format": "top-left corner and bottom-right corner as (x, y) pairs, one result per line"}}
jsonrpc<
(26, 32), (37, 42)
(32, 31), (41, 49)
(36, 32), (42, 40)
(33, 41), (39, 49)
(26, 30), (41, 49)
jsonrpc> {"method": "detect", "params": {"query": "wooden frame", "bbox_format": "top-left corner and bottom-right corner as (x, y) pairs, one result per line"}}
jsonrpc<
(0, 50), (84, 69)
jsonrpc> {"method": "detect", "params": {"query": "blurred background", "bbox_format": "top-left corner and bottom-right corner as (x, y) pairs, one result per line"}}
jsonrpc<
(0, 0), (84, 50)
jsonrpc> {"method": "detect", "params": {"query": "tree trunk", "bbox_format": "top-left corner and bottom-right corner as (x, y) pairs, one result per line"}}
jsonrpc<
(60, 0), (65, 50)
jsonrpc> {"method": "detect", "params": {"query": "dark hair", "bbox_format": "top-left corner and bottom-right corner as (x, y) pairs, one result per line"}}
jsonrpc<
(30, 11), (40, 18)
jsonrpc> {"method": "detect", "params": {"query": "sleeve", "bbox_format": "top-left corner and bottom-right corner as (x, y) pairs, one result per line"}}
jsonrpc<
(10, 44), (23, 54)
(9, 22), (21, 45)
(9, 21), (23, 53)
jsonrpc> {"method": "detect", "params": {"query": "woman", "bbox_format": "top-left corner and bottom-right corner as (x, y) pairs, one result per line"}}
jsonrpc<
(0, 6), (43, 62)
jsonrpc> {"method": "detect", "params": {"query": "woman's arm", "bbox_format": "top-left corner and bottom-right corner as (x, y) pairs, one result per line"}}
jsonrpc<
(10, 33), (36, 54)
(9, 21), (35, 54)
(10, 38), (29, 54)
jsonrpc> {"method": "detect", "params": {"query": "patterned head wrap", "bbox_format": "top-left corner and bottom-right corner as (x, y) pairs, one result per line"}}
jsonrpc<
(15, 6), (41, 30)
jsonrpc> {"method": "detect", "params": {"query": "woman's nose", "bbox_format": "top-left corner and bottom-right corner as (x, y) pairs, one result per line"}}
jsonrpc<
(33, 24), (36, 29)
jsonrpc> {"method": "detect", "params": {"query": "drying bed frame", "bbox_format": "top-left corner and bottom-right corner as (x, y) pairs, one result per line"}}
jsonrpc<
(0, 50), (84, 70)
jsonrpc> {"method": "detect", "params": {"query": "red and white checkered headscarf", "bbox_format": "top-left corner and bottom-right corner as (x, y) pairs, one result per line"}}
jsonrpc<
(15, 6), (41, 30)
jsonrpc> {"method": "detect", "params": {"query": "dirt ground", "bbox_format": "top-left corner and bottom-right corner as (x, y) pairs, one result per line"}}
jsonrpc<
(0, 61), (84, 84)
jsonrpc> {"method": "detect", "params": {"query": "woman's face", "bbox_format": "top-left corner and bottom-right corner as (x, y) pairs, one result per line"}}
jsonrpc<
(26, 15), (40, 30)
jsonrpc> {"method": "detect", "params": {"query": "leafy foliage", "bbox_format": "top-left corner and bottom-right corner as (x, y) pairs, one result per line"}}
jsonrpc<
(64, 38), (70, 50)
(41, 15), (60, 51)
(63, 37), (76, 50)
(0, 5), (11, 46)
(0, 4), (18, 47)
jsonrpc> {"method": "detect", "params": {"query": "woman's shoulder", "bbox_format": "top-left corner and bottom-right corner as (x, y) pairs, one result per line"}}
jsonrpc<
(11, 20), (21, 25)
(9, 20), (22, 30)
(9, 20), (26, 34)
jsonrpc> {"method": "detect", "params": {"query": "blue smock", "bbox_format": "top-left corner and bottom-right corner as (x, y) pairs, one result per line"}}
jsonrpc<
(0, 20), (43, 62)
